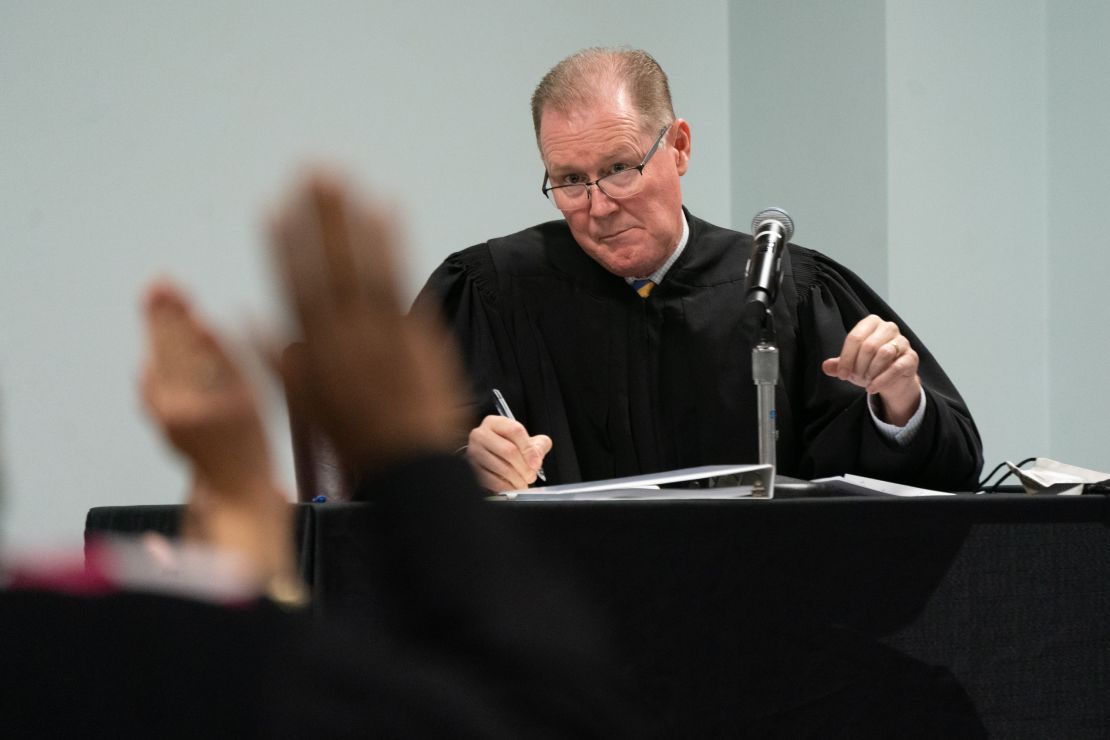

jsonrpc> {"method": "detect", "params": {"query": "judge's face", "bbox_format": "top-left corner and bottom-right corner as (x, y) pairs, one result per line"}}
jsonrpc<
(538, 88), (691, 278)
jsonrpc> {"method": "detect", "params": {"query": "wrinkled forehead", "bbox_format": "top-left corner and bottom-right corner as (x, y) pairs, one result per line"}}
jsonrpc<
(540, 128), (649, 177)
(538, 90), (651, 168)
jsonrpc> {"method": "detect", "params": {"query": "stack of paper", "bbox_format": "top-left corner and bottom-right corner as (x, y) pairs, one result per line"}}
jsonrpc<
(497, 464), (774, 501)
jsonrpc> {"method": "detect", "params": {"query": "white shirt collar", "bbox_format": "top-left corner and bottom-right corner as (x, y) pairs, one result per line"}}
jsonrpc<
(625, 213), (690, 287)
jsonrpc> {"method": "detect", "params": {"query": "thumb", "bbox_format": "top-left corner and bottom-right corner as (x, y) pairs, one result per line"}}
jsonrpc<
(526, 434), (553, 468)
(821, 358), (839, 377)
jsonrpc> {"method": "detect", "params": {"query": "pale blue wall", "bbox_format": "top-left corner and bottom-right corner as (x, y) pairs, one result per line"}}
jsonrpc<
(0, 1), (730, 549)
(887, 1), (1049, 471)
(730, 0), (889, 294)
(1047, 3), (1110, 470)
(728, 1), (1103, 476)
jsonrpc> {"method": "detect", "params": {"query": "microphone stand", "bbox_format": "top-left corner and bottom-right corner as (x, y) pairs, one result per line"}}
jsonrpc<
(751, 307), (778, 496)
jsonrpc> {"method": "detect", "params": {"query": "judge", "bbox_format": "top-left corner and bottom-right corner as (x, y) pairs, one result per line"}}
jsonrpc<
(416, 47), (983, 493)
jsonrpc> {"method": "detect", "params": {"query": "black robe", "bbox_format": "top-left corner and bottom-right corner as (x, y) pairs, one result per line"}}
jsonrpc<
(415, 210), (983, 491)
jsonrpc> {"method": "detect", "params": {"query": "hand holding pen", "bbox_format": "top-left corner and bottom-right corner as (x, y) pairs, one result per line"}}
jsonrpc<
(463, 389), (552, 492)
(492, 389), (546, 483)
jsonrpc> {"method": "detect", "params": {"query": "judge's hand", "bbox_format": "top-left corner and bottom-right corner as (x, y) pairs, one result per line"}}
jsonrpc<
(271, 171), (468, 474)
(821, 314), (922, 426)
(467, 415), (552, 492)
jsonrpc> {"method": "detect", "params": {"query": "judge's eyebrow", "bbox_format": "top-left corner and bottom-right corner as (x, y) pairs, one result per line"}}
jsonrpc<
(546, 164), (582, 179)
(547, 149), (641, 180)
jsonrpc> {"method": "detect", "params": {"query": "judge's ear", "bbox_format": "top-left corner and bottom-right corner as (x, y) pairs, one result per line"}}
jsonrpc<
(670, 119), (692, 176)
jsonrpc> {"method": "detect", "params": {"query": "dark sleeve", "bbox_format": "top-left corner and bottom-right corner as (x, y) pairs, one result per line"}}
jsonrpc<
(790, 248), (984, 491)
(412, 247), (584, 484)
(412, 248), (517, 424)
(351, 454), (650, 738)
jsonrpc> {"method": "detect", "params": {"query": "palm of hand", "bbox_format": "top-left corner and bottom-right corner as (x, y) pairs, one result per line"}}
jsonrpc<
(141, 282), (270, 492)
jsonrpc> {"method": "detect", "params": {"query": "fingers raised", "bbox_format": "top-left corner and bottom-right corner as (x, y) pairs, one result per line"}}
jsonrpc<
(272, 173), (404, 335)
(268, 171), (469, 472)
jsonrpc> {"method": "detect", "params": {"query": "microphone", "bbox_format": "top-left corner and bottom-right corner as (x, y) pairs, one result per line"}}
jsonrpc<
(741, 207), (794, 335)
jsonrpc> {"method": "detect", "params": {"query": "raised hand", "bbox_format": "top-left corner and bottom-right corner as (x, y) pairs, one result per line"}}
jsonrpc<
(270, 172), (468, 475)
(140, 279), (296, 595)
(140, 279), (271, 493)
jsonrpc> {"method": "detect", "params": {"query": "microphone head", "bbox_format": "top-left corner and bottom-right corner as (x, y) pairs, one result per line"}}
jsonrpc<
(751, 207), (794, 242)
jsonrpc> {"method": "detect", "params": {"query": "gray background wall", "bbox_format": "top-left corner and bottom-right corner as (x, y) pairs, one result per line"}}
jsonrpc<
(1, 1), (1105, 550)
(735, 0), (1109, 477)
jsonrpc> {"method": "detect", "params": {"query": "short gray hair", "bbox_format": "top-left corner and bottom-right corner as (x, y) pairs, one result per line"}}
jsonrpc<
(530, 47), (675, 147)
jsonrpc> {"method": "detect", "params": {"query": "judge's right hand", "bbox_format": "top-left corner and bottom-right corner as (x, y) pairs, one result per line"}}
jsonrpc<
(466, 415), (552, 492)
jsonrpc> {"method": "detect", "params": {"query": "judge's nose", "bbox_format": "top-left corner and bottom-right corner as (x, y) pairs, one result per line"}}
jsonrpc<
(587, 186), (620, 217)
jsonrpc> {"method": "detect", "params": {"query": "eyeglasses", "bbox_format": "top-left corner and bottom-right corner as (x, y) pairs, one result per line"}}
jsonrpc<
(541, 124), (671, 211)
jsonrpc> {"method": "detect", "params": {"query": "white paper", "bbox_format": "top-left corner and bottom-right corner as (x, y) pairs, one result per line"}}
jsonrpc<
(1007, 458), (1110, 495)
(811, 473), (955, 497)
(499, 464), (773, 500)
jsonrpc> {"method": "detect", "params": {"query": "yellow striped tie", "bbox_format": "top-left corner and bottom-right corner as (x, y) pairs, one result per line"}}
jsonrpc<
(632, 278), (656, 298)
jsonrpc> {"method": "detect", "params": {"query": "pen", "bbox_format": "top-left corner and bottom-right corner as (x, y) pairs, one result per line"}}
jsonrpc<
(492, 388), (547, 483)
